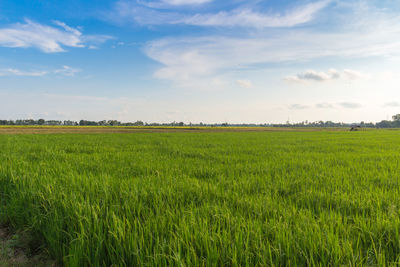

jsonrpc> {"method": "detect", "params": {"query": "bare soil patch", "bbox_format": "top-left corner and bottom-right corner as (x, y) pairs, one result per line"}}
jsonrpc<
(0, 227), (55, 267)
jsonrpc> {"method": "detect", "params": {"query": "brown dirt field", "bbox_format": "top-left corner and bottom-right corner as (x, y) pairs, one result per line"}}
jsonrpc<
(0, 126), (352, 134)
(0, 227), (55, 267)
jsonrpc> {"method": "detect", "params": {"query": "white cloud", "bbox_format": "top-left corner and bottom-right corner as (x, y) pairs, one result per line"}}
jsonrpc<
(135, 0), (212, 9)
(115, 0), (331, 28)
(383, 102), (400, 108)
(338, 102), (362, 109)
(0, 65), (81, 77)
(343, 69), (369, 80)
(289, 102), (363, 110)
(289, 104), (309, 110)
(54, 65), (82, 76)
(284, 69), (368, 83)
(287, 102), (365, 111)
(145, 32), (379, 89)
(0, 19), (111, 53)
(142, 2), (400, 90)
(236, 79), (252, 88)
(316, 103), (335, 109)
(151, 48), (216, 80)
(179, 1), (331, 28)
(162, 0), (212, 5)
(285, 69), (340, 83)
(82, 34), (114, 47)
(0, 68), (48, 77)
(52, 20), (82, 36)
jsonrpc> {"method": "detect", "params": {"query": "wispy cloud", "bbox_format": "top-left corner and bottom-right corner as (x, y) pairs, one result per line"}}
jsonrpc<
(0, 65), (81, 77)
(137, 0), (213, 9)
(236, 79), (252, 88)
(285, 69), (368, 83)
(54, 66), (82, 76)
(383, 102), (400, 108)
(342, 69), (369, 80)
(178, 1), (331, 28)
(143, 2), (400, 89)
(285, 69), (339, 83)
(316, 103), (335, 109)
(338, 102), (362, 109)
(144, 31), (380, 89)
(162, 0), (213, 5)
(0, 19), (112, 53)
(52, 20), (82, 36)
(0, 68), (48, 77)
(114, 0), (331, 28)
(289, 104), (309, 110)
(290, 102), (362, 110)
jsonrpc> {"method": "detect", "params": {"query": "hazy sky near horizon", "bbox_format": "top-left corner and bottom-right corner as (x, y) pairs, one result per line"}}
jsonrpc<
(1, 0), (400, 123)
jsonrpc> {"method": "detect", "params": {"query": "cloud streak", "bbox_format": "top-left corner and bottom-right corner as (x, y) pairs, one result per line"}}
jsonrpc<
(162, 0), (213, 5)
(0, 19), (112, 53)
(338, 102), (362, 109)
(288, 102), (362, 110)
(0, 66), (81, 77)
(383, 102), (400, 108)
(236, 79), (252, 88)
(178, 1), (331, 28)
(285, 69), (340, 83)
(54, 66), (82, 76)
(141, 1), (400, 89)
(0, 68), (48, 77)
(289, 104), (309, 110)
(316, 103), (335, 109)
(285, 69), (368, 83)
(115, 0), (331, 28)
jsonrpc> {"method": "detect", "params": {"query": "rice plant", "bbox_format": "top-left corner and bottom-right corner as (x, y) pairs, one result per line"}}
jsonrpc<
(1, 130), (400, 266)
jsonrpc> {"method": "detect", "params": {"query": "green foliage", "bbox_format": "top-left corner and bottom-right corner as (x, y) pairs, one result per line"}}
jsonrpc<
(1, 131), (400, 266)
(393, 114), (400, 122)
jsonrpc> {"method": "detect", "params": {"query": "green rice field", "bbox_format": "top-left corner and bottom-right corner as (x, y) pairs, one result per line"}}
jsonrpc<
(1, 129), (400, 266)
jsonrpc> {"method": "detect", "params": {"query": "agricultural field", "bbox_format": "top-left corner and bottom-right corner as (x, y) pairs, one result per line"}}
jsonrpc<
(1, 128), (400, 266)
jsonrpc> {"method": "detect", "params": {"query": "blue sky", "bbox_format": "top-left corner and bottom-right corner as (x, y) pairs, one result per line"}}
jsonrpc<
(1, 0), (400, 123)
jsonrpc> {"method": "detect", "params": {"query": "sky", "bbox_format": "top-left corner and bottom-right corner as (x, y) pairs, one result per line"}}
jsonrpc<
(0, 0), (400, 123)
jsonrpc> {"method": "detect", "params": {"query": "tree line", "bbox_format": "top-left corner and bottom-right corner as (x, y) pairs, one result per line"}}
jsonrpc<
(0, 119), (145, 126)
(1, 114), (400, 128)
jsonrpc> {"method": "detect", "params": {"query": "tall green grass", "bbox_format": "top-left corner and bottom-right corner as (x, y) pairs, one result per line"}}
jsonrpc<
(1, 131), (400, 266)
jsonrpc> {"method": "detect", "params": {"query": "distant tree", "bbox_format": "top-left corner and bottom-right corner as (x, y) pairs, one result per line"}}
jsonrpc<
(38, 119), (45, 125)
(45, 120), (62, 125)
(393, 114), (400, 121)
(133, 120), (144, 126)
(107, 120), (120, 126)
(63, 120), (76, 126)
(376, 120), (392, 128)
